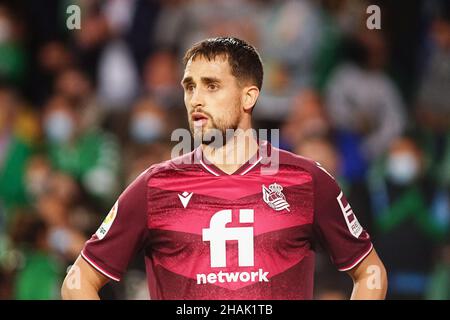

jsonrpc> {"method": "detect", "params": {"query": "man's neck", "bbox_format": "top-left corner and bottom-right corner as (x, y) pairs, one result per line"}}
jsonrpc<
(202, 132), (259, 175)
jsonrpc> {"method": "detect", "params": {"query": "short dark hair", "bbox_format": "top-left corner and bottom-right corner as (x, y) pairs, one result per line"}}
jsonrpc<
(183, 37), (264, 90)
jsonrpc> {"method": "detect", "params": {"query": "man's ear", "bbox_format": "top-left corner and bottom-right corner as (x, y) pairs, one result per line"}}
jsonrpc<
(242, 86), (260, 112)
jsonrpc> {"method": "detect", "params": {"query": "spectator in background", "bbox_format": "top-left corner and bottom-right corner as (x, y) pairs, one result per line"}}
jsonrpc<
(368, 136), (449, 299)
(35, 191), (86, 261)
(32, 40), (74, 106)
(153, 0), (259, 56)
(415, 8), (450, 188)
(142, 49), (182, 110)
(92, 0), (141, 114)
(24, 154), (88, 262)
(325, 29), (406, 182)
(258, 0), (324, 89)
(97, 39), (139, 112)
(0, 86), (36, 217)
(91, 0), (141, 133)
(22, 152), (116, 297)
(8, 211), (62, 300)
(295, 137), (339, 177)
(124, 97), (171, 185)
(128, 97), (168, 146)
(281, 89), (331, 151)
(253, 0), (324, 123)
(25, 154), (89, 225)
(72, 0), (112, 82)
(418, 12), (450, 294)
(54, 67), (103, 127)
(23, 155), (53, 203)
(151, 0), (187, 51)
(42, 95), (121, 207)
(0, 4), (27, 86)
(426, 237), (450, 300)
(416, 3), (450, 122)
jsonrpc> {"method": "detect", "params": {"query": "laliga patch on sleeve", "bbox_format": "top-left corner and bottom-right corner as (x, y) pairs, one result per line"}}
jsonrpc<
(336, 192), (363, 238)
(96, 201), (118, 240)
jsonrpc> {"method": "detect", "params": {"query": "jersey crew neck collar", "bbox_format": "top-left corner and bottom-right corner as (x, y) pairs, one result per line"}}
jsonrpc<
(195, 140), (271, 176)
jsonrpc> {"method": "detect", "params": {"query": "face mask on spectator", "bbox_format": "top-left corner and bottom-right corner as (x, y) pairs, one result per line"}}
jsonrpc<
(48, 227), (71, 255)
(44, 111), (74, 143)
(130, 114), (163, 143)
(387, 152), (419, 185)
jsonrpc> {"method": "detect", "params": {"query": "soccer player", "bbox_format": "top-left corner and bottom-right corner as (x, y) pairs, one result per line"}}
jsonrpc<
(61, 37), (387, 300)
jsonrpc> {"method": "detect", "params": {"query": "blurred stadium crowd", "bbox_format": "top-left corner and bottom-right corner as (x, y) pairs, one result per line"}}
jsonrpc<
(0, 0), (449, 300)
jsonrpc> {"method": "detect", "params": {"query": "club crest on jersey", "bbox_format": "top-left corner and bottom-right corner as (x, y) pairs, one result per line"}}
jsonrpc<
(262, 183), (290, 212)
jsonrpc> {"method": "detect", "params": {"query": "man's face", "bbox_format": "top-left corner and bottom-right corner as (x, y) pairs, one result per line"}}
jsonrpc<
(181, 55), (243, 145)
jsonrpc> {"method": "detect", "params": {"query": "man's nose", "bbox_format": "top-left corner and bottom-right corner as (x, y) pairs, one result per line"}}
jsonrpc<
(190, 88), (204, 108)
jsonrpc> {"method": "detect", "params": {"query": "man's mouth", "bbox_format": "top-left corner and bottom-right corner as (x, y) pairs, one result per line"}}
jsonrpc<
(192, 112), (209, 127)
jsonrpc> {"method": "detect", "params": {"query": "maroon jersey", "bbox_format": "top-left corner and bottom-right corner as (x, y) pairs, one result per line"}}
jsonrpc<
(82, 141), (372, 299)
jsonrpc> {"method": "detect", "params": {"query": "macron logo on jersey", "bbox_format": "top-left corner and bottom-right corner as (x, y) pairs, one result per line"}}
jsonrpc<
(198, 209), (270, 285)
(178, 191), (193, 208)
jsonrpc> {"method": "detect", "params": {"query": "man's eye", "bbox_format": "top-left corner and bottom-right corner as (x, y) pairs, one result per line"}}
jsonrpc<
(208, 84), (218, 90)
(186, 84), (194, 91)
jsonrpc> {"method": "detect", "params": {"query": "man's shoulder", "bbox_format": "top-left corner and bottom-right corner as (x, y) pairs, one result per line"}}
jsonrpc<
(274, 146), (320, 174)
(275, 147), (338, 190)
(145, 149), (196, 177)
(272, 146), (338, 184)
(123, 150), (195, 193)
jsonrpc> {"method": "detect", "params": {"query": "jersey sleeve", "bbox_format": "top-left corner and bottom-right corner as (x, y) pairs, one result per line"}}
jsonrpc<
(81, 169), (150, 281)
(312, 163), (373, 271)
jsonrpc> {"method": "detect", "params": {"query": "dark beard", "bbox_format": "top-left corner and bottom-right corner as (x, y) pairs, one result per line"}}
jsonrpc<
(190, 117), (239, 148)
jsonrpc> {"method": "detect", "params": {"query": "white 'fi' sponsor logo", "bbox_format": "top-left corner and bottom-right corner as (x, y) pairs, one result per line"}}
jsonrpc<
(198, 209), (269, 285)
